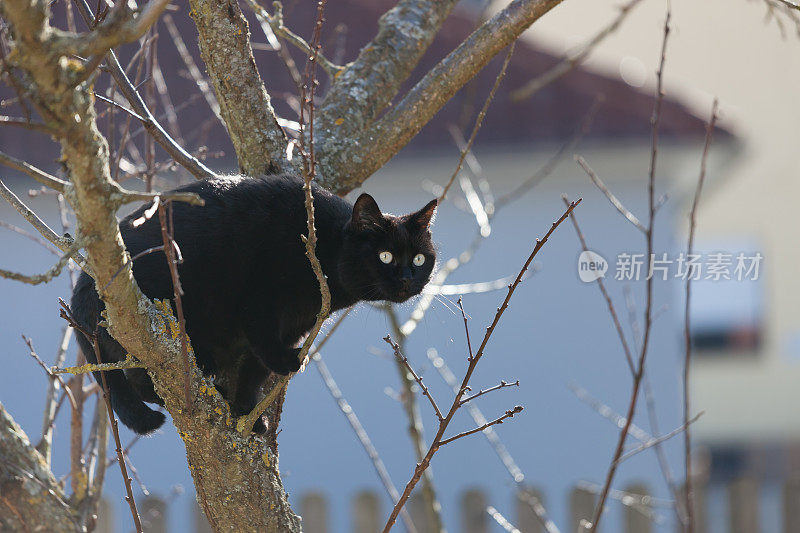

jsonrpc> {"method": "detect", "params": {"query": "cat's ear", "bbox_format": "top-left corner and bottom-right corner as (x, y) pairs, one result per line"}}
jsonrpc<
(351, 193), (385, 230)
(409, 198), (438, 230)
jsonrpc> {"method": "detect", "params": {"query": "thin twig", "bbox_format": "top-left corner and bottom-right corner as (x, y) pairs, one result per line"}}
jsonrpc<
(244, 0), (344, 76)
(459, 380), (519, 406)
(0, 177), (89, 271)
(439, 406), (523, 446)
(0, 220), (60, 255)
(35, 325), (73, 466)
(575, 155), (646, 232)
(562, 194), (635, 373)
(618, 412), (704, 464)
(162, 14), (223, 125)
(383, 199), (581, 532)
(0, 114), (53, 134)
(384, 305), (444, 533)
(0, 151), (67, 192)
(0, 240), (84, 285)
(683, 98), (718, 533)
(311, 312), (418, 533)
(384, 337), (443, 421)
(59, 302), (143, 532)
(53, 354), (146, 375)
(157, 201), (192, 408)
(589, 6), (670, 531)
(438, 43), (514, 203)
(22, 336), (78, 412)
(487, 505), (522, 533)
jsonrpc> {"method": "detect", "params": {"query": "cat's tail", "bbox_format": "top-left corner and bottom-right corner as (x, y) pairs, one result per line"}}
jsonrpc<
(71, 273), (166, 435)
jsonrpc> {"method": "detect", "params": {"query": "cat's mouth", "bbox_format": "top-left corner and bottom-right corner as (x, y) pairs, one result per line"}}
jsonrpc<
(388, 287), (420, 303)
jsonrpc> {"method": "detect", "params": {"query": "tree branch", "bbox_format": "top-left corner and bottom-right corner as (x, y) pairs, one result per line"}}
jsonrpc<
(70, 0), (218, 180)
(318, 0), (565, 194)
(316, 0), (461, 156)
(53, 0), (171, 58)
(0, 402), (83, 532)
(187, 0), (287, 175)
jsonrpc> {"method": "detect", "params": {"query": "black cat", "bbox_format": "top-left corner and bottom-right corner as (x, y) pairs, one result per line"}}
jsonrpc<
(70, 174), (437, 435)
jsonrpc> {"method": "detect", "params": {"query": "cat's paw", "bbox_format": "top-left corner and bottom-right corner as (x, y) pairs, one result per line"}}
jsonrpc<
(268, 348), (302, 375)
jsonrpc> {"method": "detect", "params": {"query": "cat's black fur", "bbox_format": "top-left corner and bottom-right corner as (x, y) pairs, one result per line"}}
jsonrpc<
(70, 174), (437, 435)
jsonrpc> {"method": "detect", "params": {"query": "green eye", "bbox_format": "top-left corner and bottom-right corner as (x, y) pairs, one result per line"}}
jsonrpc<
(379, 251), (393, 264)
(413, 254), (425, 266)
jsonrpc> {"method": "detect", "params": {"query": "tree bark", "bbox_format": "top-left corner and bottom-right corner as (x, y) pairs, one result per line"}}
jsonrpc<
(187, 0), (287, 176)
(0, 403), (82, 532)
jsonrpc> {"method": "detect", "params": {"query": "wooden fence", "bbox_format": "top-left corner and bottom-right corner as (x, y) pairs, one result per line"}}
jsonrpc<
(93, 477), (800, 532)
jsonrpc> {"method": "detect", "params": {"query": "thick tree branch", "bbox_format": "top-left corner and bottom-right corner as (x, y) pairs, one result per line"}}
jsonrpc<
(318, 0), (564, 194)
(316, 0), (460, 153)
(187, 0), (287, 175)
(0, 402), (82, 532)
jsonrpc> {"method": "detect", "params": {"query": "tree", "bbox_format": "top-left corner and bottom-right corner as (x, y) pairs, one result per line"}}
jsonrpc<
(0, 0), (567, 530)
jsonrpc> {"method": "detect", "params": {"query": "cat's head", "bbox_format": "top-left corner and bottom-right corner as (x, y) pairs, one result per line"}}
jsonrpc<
(340, 193), (438, 303)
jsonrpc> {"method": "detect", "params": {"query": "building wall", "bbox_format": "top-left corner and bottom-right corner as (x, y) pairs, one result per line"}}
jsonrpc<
(528, 0), (800, 455)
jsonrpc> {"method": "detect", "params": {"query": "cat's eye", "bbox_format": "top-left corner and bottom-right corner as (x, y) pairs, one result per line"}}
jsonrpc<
(379, 251), (393, 264)
(413, 254), (426, 266)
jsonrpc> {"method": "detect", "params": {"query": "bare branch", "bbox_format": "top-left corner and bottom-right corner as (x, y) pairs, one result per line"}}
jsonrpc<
(487, 505), (522, 533)
(35, 326), (73, 466)
(53, 354), (146, 375)
(319, 0), (565, 194)
(0, 220), (60, 255)
(384, 305), (444, 533)
(384, 336), (444, 421)
(589, 6), (671, 531)
(575, 155), (646, 232)
(0, 114), (53, 134)
(316, 0), (461, 155)
(0, 239), (84, 285)
(562, 194), (635, 374)
(459, 380), (520, 406)
(439, 406), (523, 446)
(384, 199), (580, 531)
(70, 0), (218, 179)
(162, 14), (223, 125)
(0, 149), (68, 192)
(312, 321), (419, 533)
(683, 98), (718, 533)
(496, 96), (602, 207)
(438, 43), (515, 202)
(244, 0), (344, 76)
(187, 0), (287, 175)
(619, 412), (704, 464)
(0, 177), (89, 271)
(54, 0), (171, 58)
(23, 335), (78, 412)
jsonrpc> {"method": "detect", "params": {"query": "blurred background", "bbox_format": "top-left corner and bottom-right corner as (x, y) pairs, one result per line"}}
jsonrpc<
(1, 0), (798, 531)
